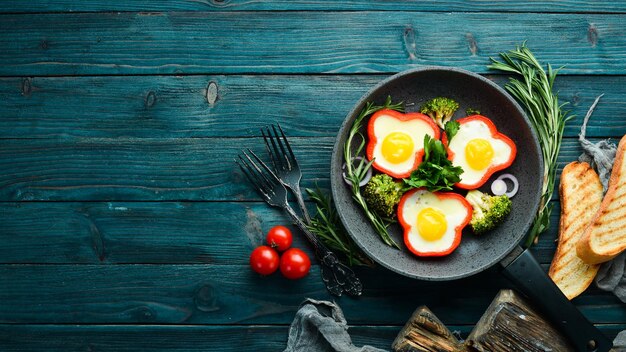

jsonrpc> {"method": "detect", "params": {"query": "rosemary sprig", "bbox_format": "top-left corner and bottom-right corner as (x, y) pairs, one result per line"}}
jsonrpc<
(343, 96), (403, 248)
(489, 43), (574, 247)
(306, 187), (374, 267)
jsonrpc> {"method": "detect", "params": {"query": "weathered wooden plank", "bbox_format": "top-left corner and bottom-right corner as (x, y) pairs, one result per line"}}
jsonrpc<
(0, 12), (624, 75)
(0, 201), (315, 265)
(0, 264), (622, 325)
(0, 200), (560, 265)
(0, 325), (395, 352)
(3, 1), (626, 13)
(0, 75), (622, 139)
(0, 324), (622, 352)
(0, 137), (599, 201)
(0, 137), (332, 201)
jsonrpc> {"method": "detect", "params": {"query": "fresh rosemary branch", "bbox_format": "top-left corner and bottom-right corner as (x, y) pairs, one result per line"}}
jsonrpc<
(306, 187), (374, 267)
(343, 96), (403, 249)
(489, 43), (574, 247)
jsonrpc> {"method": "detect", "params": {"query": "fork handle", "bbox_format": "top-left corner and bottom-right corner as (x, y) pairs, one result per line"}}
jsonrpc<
(283, 205), (362, 297)
(288, 183), (311, 225)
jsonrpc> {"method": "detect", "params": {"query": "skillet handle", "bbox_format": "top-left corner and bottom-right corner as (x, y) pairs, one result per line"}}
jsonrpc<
(500, 247), (612, 352)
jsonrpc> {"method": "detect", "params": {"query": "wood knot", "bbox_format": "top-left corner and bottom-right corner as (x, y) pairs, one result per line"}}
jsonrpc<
(403, 26), (417, 61)
(194, 284), (220, 312)
(39, 39), (49, 50)
(135, 306), (156, 320)
(16, 190), (34, 201)
(206, 81), (219, 106)
(588, 24), (598, 47)
(466, 33), (478, 56)
(82, 213), (106, 262)
(145, 91), (157, 108)
(21, 78), (32, 96)
(244, 207), (263, 245)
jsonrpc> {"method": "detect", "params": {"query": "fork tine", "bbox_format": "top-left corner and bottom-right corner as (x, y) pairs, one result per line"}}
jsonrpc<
(246, 149), (282, 185)
(240, 152), (274, 192)
(236, 160), (262, 191)
(266, 126), (285, 170)
(272, 124), (291, 170)
(243, 149), (280, 194)
(276, 124), (297, 163)
(240, 153), (275, 192)
(261, 127), (278, 171)
(237, 155), (270, 194)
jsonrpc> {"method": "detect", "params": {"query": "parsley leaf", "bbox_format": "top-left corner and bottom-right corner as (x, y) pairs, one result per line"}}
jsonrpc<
(444, 120), (460, 142)
(403, 135), (463, 192)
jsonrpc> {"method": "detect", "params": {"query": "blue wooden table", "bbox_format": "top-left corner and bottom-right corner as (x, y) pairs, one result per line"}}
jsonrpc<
(1, 1), (626, 350)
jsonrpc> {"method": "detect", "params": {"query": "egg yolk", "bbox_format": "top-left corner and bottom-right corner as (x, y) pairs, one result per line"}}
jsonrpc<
(417, 207), (447, 241)
(465, 138), (494, 170)
(381, 132), (414, 164)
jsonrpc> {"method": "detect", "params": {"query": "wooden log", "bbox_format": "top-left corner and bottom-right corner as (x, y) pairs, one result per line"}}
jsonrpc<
(392, 306), (466, 352)
(466, 289), (574, 351)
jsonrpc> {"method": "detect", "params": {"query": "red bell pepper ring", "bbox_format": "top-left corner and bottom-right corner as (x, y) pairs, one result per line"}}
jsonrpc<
(366, 109), (440, 179)
(397, 188), (473, 257)
(442, 115), (517, 190)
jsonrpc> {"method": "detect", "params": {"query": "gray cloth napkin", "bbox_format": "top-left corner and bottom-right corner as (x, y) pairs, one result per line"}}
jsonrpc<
(578, 94), (616, 191)
(614, 330), (626, 350)
(577, 95), (626, 304)
(284, 299), (387, 352)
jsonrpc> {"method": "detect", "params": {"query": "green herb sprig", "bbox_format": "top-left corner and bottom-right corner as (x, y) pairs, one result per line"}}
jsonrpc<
(444, 120), (460, 142)
(306, 187), (374, 267)
(489, 43), (574, 247)
(403, 121), (463, 192)
(343, 96), (403, 248)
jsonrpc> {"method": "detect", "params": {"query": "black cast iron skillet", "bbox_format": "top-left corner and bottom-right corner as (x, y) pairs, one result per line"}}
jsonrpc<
(330, 67), (611, 351)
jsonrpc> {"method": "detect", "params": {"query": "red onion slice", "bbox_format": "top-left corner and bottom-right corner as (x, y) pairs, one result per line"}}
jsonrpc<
(342, 156), (372, 187)
(491, 179), (507, 196)
(492, 173), (519, 198)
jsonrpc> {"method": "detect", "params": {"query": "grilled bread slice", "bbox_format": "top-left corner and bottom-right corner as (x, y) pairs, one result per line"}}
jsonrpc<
(549, 162), (602, 300)
(577, 135), (626, 264)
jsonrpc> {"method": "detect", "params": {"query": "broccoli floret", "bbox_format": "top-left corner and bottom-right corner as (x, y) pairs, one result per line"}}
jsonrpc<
(465, 190), (512, 235)
(419, 97), (460, 129)
(363, 174), (405, 218)
(465, 107), (481, 116)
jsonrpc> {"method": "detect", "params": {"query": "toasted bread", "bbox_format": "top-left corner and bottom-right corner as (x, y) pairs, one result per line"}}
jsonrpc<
(577, 135), (626, 264)
(549, 162), (602, 299)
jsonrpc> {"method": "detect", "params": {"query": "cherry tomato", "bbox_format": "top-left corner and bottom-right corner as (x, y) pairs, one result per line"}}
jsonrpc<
(266, 225), (293, 252)
(250, 246), (279, 275)
(280, 248), (311, 280)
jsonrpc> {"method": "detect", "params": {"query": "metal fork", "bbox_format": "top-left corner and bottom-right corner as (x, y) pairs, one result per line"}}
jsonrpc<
(261, 124), (311, 224)
(236, 149), (362, 297)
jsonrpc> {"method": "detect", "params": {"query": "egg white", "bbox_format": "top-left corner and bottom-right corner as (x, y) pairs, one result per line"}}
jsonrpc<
(400, 189), (470, 254)
(371, 114), (437, 177)
(447, 120), (513, 187)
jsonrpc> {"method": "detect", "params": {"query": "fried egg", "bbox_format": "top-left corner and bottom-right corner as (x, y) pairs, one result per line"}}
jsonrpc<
(445, 115), (516, 189)
(398, 189), (472, 257)
(366, 110), (440, 178)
